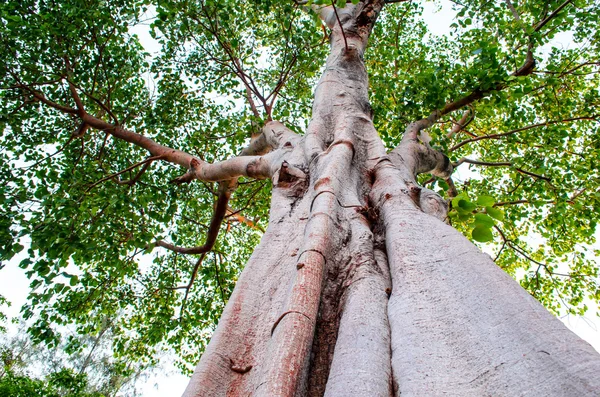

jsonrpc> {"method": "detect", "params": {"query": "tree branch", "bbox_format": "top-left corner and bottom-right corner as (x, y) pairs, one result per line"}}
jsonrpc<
(454, 158), (511, 167)
(331, 1), (348, 52)
(156, 120), (299, 255)
(454, 157), (552, 182)
(533, 0), (575, 32)
(450, 116), (598, 152)
(86, 155), (163, 192)
(447, 108), (473, 138)
(155, 180), (234, 255)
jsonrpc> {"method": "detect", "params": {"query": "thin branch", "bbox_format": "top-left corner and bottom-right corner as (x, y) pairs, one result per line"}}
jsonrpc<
(454, 158), (512, 167)
(494, 225), (509, 262)
(445, 177), (459, 198)
(114, 159), (155, 186)
(331, 1), (348, 52)
(454, 157), (552, 182)
(15, 84), (78, 114)
(155, 181), (234, 255)
(179, 252), (208, 319)
(494, 199), (531, 207)
(450, 116), (597, 151)
(533, 0), (575, 32)
(504, 0), (526, 33)
(447, 108), (472, 138)
(82, 90), (119, 124)
(86, 155), (163, 192)
(226, 206), (264, 232)
(515, 167), (552, 183)
(244, 83), (261, 119)
(22, 135), (76, 170)
(214, 252), (226, 303)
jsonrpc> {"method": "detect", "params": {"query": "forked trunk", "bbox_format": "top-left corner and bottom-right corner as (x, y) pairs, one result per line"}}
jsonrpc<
(183, 2), (600, 396)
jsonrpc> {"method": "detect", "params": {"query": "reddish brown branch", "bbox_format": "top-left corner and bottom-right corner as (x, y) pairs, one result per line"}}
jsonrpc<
(115, 158), (156, 186)
(176, 252), (208, 318)
(16, 85), (78, 114)
(155, 181), (234, 255)
(533, 0), (575, 32)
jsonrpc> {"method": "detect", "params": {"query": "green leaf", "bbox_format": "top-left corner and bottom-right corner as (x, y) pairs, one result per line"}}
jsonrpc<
(473, 213), (495, 228)
(458, 199), (477, 212)
(486, 206), (504, 221)
(458, 211), (473, 221)
(472, 226), (493, 242)
(476, 195), (495, 207)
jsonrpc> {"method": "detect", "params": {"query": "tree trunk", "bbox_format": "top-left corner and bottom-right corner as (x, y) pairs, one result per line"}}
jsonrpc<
(183, 2), (600, 396)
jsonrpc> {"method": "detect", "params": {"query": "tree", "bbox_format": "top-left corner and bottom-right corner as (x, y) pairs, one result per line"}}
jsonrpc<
(1, 0), (600, 395)
(0, 320), (150, 396)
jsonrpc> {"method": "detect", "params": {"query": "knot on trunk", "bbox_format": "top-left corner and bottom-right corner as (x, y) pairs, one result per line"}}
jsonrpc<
(275, 161), (308, 197)
(431, 153), (453, 179)
(418, 188), (448, 221)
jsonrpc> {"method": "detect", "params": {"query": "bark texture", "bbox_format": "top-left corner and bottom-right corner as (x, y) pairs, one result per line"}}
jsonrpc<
(183, 2), (600, 396)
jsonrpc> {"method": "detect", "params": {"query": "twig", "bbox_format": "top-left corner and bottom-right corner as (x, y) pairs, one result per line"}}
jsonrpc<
(86, 155), (163, 192)
(454, 158), (511, 167)
(179, 252), (208, 319)
(214, 252), (226, 303)
(450, 116), (597, 151)
(331, 1), (348, 52)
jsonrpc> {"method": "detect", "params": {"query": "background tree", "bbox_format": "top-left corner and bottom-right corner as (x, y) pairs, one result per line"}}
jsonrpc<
(0, 320), (150, 396)
(1, 0), (599, 395)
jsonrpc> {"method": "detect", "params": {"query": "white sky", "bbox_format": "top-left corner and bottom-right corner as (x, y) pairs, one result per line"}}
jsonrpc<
(1, 2), (598, 396)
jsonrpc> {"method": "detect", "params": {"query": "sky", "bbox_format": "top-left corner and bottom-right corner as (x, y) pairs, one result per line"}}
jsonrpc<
(1, 1), (599, 396)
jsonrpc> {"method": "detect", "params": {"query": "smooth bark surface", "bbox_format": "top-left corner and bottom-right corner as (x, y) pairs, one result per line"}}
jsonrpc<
(183, 2), (600, 396)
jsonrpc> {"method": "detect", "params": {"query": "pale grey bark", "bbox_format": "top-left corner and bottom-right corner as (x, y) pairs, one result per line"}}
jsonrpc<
(371, 166), (600, 396)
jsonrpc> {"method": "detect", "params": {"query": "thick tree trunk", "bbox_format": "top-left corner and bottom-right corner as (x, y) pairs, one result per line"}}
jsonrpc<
(183, 2), (600, 396)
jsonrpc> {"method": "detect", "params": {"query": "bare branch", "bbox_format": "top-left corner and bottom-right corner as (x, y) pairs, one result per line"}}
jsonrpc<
(14, 84), (78, 114)
(447, 108), (472, 138)
(331, 1), (348, 52)
(493, 199), (532, 207)
(450, 116), (598, 151)
(454, 158), (512, 167)
(86, 155), (164, 192)
(454, 157), (552, 183)
(114, 158), (157, 186)
(226, 207), (264, 232)
(504, 0), (525, 31)
(155, 179), (235, 255)
(179, 253), (208, 318)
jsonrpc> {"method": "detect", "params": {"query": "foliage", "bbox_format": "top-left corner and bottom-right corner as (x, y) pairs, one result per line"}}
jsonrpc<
(0, 369), (104, 397)
(0, 0), (598, 374)
(0, 296), (9, 334)
(0, 321), (150, 396)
